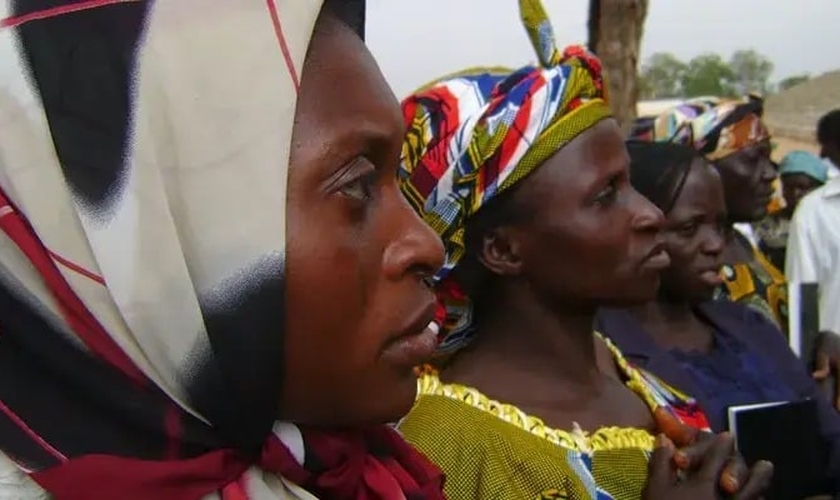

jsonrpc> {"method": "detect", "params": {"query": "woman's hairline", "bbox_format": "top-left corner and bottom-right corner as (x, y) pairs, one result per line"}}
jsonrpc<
(628, 141), (703, 214)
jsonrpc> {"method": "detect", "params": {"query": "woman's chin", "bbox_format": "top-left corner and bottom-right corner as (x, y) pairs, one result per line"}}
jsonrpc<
(368, 372), (421, 425)
(285, 370), (420, 428)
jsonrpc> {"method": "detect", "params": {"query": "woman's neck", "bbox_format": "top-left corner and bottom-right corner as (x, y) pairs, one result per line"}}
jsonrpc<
(630, 299), (713, 352)
(443, 284), (602, 397)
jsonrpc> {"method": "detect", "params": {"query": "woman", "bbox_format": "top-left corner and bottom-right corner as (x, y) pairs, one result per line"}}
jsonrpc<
(649, 98), (788, 329)
(755, 151), (828, 270)
(596, 141), (840, 491)
(396, 1), (771, 499)
(0, 1), (446, 499)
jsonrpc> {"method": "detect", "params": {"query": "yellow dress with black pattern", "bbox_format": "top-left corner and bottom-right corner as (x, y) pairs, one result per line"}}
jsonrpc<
(716, 246), (788, 330)
(399, 334), (710, 500)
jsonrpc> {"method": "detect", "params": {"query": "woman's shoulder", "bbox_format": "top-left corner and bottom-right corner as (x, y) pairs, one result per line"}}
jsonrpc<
(404, 373), (576, 453)
(700, 301), (801, 371)
(701, 300), (783, 340)
(399, 391), (567, 499)
(400, 371), (666, 500)
(409, 370), (657, 452)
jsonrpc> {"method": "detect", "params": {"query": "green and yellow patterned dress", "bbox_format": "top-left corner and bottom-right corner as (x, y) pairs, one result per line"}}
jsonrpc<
(399, 335), (710, 500)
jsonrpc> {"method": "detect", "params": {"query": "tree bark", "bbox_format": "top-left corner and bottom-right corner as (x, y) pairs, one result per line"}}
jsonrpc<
(588, 0), (648, 134)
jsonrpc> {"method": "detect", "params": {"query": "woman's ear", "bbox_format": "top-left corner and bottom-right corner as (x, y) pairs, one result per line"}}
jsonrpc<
(477, 226), (523, 276)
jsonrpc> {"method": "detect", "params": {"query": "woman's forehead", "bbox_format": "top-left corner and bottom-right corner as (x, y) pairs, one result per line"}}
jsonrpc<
(672, 164), (724, 211)
(302, 18), (398, 132)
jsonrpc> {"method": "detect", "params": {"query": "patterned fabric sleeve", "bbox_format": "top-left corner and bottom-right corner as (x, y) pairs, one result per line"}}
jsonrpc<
(716, 248), (788, 330)
(598, 333), (712, 432)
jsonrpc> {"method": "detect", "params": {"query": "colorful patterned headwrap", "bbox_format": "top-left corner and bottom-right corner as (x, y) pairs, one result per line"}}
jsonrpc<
(640, 98), (720, 143)
(644, 97), (770, 161)
(399, 0), (611, 353)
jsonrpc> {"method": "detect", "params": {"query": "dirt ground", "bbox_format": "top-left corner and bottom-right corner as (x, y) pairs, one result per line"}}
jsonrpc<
(764, 69), (840, 158)
(772, 134), (820, 160)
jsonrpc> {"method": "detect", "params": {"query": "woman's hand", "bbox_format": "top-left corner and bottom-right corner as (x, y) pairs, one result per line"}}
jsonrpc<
(812, 330), (840, 410)
(643, 433), (773, 500)
(654, 409), (759, 495)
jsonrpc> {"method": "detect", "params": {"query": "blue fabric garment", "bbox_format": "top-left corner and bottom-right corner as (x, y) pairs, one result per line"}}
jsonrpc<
(667, 329), (795, 429)
(595, 300), (840, 492)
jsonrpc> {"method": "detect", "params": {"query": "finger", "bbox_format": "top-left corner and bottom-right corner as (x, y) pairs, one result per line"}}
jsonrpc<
(654, 408), (701, 448)
(672, 431), (715, 471)
(696, 432), (736, 481)
(733, 460), (774, 500)
(719, 454), (749, 495)
(646, 435), (677, 492)
(813, 353), (830, 379)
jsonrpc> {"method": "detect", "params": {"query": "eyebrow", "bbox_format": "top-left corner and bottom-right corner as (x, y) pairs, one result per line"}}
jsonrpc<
(318, 117), (403, 169)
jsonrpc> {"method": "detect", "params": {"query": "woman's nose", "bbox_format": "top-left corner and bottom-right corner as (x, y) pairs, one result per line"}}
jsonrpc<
(758, 157), (777, 181)
(703, 227), (726, 255)
(630, 190), (665, 233)
(382, 192), (445, 281)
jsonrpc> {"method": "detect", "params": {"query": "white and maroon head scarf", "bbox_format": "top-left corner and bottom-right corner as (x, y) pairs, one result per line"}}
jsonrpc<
(0, 1), (443, 499)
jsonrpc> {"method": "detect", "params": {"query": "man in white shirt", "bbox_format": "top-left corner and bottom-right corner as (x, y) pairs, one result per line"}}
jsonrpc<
(825, 158), (839, 179)
(787, 109), (840, 410)
(818, 110), (840, 179)
(787, 177), (840, 338)
(788, 109), (840, 347)
(787, 141), (840, 407)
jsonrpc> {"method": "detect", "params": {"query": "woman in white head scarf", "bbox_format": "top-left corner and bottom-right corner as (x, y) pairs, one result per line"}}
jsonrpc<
(0, 1), (445, 498)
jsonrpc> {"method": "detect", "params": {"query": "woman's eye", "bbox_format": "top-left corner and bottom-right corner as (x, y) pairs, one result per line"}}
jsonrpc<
(334, 156), (377, 202)
(677, 222), (698, 237)
(594, 180), (619, 206)
(338, 173), (375, 201)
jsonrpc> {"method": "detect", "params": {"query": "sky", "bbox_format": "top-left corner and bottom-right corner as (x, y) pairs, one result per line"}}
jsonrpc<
(367, 0), (840, 98)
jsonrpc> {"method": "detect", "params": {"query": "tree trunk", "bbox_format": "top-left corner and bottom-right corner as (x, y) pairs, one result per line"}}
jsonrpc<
(587, 0), (648, 134)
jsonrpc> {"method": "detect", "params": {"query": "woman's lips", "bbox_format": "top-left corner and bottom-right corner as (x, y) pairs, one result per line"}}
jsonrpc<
(641, 244), (671, 271)
(699, 269), (724, 287)
(382, 321), (439, 368)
